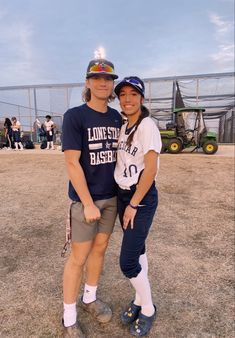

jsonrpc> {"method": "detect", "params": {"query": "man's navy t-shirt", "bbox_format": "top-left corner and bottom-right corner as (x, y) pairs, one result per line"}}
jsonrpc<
(62, 104), (122, 202)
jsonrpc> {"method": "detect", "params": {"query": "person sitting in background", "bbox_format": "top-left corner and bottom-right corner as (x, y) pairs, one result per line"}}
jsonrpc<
(44, 115), (55, 150)
(4, 118), (13, 150)
(11, 117), (24, 151)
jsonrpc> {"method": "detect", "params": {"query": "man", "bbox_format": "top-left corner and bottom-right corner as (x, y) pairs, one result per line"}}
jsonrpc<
(62, 58), (122, 337)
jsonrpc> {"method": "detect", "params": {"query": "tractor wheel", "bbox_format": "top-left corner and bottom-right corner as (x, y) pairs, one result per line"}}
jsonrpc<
(167, 139), (182, 154)
(202, 140), (218, 155)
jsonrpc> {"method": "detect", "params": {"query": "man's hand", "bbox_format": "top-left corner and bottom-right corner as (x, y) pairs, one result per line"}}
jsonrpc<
(123, 205), (137, 230)
(84, 204), (101, 223)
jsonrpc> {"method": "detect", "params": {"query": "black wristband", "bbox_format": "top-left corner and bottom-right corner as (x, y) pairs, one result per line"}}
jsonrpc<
(129, 203), (138, 210)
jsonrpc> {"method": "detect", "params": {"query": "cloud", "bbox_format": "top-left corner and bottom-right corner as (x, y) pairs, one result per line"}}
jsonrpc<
(209, 13), (234, 71)
(219, 0), (234, 3)
(0, 7), (7, 19)
(0, 5), (47, 85)
(209, 13), (234, 35)
(211, 44), (234, 62)
(0, 21), (33, 61)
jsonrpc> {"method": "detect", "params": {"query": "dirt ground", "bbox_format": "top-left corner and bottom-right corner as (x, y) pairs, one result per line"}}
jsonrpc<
(0, 146), (234, 338)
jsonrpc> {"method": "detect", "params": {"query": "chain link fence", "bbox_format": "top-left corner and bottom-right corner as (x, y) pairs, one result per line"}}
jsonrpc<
(0, 72), (234, 144)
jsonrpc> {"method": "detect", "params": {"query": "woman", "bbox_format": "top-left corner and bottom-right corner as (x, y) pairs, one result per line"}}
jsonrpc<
(44, 115), (55, 150)
(4, 118), (12, 149)
(11, 117), (24, 150)
(114, 76), (162, 337)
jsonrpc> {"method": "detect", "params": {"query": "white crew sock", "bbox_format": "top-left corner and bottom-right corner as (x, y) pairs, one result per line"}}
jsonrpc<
(63, 302), (77, 327)
(82, 284), (97, 304)
(130, 269), (155, 317)
(19, 142), (24, 150)
(134, 253), (148, 306)
(46, 142), (50, 149)
(50, 141), (55, 149)
(14, 142), (19, 150)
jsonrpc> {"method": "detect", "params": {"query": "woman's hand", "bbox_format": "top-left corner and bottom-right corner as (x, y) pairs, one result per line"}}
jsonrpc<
(84, 204), (101, 223)
(123, 205), (137, 230)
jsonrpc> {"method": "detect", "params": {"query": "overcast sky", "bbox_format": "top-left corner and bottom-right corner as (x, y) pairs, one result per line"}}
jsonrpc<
(0, 0), (234, 86)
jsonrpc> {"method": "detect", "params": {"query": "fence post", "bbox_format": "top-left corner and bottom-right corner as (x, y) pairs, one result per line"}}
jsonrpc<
(28, 88), (33, 141)
(33, 88), (38, 118)
(231, 109), (234, 143)
(172, 80), (176, 122)
(196, 79), (199, 106)
(148, 80), (152, 116)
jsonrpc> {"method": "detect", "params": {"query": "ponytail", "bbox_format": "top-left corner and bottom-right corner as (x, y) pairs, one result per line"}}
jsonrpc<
(126, 105), (150, 146)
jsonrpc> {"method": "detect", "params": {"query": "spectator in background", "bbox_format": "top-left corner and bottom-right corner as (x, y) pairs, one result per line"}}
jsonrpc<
(11, 117), (24, 151)
(34, 118), (46, 143)
(44, 115), (55, 150)
(4, 118), (13, 150)
(39, 124), (46, 142)
(34, 118), (42, 143)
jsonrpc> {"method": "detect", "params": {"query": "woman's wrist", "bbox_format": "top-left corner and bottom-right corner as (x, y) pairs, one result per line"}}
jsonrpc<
(129, 202), (138, 210)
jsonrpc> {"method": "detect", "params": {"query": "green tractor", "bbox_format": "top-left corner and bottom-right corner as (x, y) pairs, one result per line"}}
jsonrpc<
(160, 107), (218, 154)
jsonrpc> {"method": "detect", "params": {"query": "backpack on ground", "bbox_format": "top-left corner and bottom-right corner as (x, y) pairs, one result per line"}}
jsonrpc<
(40, 140), (47, 149)
(24, 140), (35, 149)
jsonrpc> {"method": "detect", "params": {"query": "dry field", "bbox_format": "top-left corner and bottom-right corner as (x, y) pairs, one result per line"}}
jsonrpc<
(0, 146), (234, 338)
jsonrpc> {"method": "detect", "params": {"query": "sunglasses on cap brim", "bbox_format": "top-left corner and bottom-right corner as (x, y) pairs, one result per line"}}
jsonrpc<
(89, 63), (114, 74)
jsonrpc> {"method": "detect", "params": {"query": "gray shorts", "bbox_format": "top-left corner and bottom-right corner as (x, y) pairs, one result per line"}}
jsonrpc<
(70, 196), (117, 243)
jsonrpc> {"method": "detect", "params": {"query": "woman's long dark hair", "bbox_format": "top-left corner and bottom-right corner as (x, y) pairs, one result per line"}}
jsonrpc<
(125, 105), (149, 146)
(4, 118), (12, 128)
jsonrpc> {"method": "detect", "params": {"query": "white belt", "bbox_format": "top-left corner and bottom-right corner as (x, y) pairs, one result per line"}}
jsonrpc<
(118, 184), (131, 190)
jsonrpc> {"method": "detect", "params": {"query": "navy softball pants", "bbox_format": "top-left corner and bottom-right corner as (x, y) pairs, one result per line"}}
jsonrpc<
(117, 183), (158, 279)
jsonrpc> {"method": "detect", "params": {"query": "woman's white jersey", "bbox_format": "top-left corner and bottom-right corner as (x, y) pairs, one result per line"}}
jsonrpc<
(114, 117), (162, 189)
(44, 120), (54, 131)
(12, 120), (21, 131)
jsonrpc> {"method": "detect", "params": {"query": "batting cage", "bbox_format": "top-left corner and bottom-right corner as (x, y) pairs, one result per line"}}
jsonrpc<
(0, 72), (234, 144)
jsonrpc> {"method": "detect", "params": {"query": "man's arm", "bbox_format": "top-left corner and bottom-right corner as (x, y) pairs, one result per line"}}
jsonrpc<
(64, 149), (101, 222)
